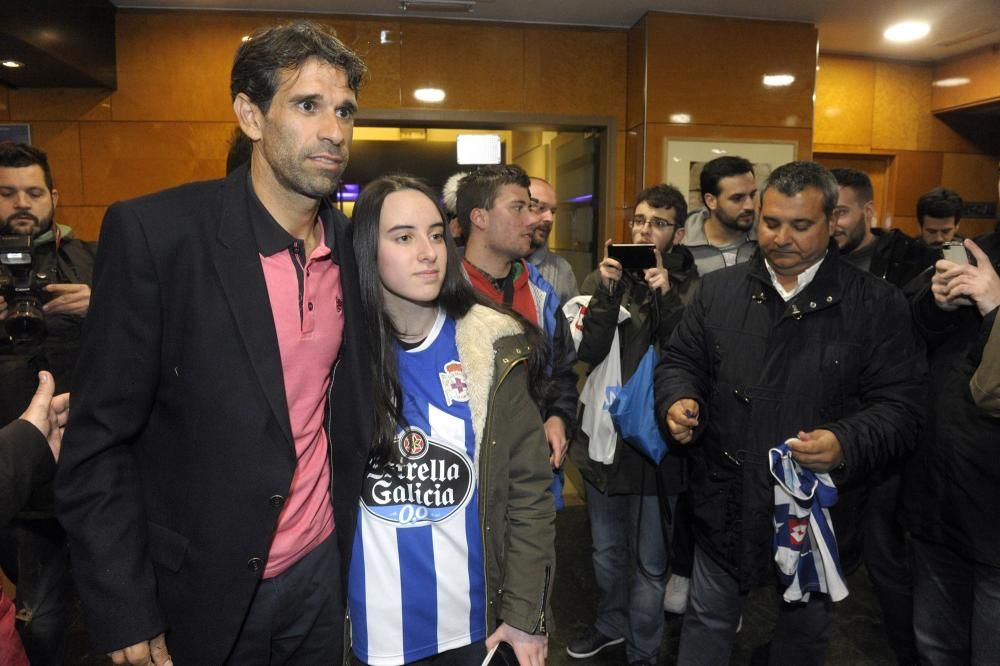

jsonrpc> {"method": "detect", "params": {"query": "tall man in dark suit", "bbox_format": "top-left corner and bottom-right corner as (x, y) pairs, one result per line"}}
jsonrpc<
(55, 21), (372, 665)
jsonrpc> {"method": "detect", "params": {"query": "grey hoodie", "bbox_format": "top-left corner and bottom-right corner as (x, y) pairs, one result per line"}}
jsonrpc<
(681, 208), (757, 275)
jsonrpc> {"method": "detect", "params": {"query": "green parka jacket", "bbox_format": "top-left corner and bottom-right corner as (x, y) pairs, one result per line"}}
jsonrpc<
(455, 304), (556, 635)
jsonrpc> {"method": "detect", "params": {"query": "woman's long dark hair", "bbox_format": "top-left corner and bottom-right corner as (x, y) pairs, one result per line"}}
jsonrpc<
(352, 174), (547, 469)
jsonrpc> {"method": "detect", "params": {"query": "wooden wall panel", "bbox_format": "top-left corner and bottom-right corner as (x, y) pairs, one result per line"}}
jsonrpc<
(644, 13), (816, 129)
(523, 27), (626, 127)
(941, 152), (1000, 202)
(626, 20), (646, 131)
(31, 122), (84, 206)
(614, 129), (626, 209)
(58, 207), (107, 242)
(9, 89), (112, 121)
(892, 150), (944, 226)
(0, 85), (8, 120)
(80, 121), (234, 205)
(331, 20), (402, 110)
(399, 22), (523, 112)
(814, 56), (874, 149)
(932, 45), (1000, 111)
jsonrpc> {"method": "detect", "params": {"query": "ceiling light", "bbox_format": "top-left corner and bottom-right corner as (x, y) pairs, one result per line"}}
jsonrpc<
(669, 113), (691, 124)
(884, 21), (930, 43)
(1, 60), (24, 69)
(763, 73), (795, 87)
(414, 88), (445, 103)
(932, 77), (971, 87)
(241, 35), (251, 42)
(711, 148), (728, 155)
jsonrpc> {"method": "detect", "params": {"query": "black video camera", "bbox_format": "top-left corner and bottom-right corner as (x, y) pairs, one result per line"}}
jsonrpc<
(0, 235), (56, 342)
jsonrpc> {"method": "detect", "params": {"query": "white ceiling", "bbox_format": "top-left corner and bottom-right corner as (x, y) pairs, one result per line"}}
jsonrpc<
(113, 0), (1000, 62)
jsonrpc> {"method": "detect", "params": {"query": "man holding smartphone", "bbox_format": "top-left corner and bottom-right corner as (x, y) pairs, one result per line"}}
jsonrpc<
(566, 184), (698, 666)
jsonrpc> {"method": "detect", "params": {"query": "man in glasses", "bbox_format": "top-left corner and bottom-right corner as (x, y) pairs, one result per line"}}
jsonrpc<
(526, 177), (578, 304)
(567, 184), (698, 666)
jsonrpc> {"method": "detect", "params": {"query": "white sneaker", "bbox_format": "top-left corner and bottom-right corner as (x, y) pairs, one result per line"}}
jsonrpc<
(662, 574), (690, 614)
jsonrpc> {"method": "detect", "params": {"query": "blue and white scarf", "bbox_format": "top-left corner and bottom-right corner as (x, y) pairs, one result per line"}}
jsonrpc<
(769, 442), (849, 603)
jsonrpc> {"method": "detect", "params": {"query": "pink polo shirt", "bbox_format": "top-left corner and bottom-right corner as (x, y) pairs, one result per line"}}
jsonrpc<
(259, 220), (343, 579)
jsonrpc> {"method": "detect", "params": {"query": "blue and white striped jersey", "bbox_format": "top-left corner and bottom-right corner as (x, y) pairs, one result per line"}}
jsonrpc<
(349, 311), (487, 665)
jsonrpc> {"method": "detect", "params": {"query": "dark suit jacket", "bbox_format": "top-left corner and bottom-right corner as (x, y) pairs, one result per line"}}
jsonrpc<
(55, 166), (373, 663)
(0, 419), (55, 527)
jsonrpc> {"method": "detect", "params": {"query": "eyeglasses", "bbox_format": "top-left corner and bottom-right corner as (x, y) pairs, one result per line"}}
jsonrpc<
(630, 216), (676, 229)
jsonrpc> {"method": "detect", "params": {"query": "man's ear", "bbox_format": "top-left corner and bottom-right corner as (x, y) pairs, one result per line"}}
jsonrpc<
(233, 93), (264, 141)
(863, 201), (875, 226)
(673, 226), (685, 246)
(50, 188), (59, 209)
(469, 207), (489, 232)
(703, 193), (717, 212)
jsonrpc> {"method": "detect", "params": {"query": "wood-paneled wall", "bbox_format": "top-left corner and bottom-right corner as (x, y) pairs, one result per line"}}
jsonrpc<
(815, 54), (998, 238)
(0, 11), (627, 241)
(932, 44), (1000, 112)
(623, 13), (817, 241)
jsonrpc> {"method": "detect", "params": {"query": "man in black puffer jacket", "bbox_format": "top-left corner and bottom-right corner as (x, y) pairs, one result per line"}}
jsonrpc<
(656, 162), (925, 665)
(903, 231), (1000, 664)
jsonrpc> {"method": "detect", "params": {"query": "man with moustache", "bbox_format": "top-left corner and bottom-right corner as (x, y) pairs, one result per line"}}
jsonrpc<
(916, 187), (964, 250)
(831, 168), (936, 289)
(682, 156), (759, 275)
(527, 176), (578, 304)
(657, 161), (924, 664)
(0, 142), (94, 666)
(56, 21), (373, 665)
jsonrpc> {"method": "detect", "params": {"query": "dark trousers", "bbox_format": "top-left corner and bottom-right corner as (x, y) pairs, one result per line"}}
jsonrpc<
(912, 537), (1000, 666)
(352, 641), (487, 665)
(863, 470), (917, 665)
(13, 519), (74, 666)
(226, 532), (343, 665)
(678, 545), (833, 666)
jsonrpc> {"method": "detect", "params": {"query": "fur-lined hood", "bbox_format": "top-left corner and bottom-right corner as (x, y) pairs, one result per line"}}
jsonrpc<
(455, 304), (529, 464)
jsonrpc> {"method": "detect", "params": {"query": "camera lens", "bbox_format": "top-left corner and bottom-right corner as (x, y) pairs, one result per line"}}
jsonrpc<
(7, 299), (46, 341)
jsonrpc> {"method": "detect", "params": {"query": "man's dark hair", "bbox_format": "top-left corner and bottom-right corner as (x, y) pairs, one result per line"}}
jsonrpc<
(0, 142), (53, 190)
(456, 164), (531, 239)
(831, 167), (873, 204)
(700, 155), (754, 203)
(225, 128), (253, 175)
(761, 161), (839, 220)
(917, 187), (963, 226)
(231, 20), (367, 114)
(635, 183), (687, 225)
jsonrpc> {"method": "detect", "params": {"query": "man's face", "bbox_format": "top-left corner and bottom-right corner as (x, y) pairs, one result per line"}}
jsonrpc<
(758, 186), (834, 278)
(832, 185), (873, 254)
(706, 172), (756, 231)
(631, 201), (682, 255)
(0, 165), (57, 237)
(251, 57), (357, 200)
(480, 184), (536, 261)
(529, 179), (557, 249)
(919, 216), (959, 249)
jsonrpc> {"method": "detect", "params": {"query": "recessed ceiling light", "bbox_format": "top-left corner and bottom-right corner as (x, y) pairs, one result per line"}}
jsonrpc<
(669, 113), (691, 124)
(932, 77), (971, 87)
(762, 73), (795, 87)
(414, 88), (445, 103)
(711, 148), (728, 155)
(884, 21), (930, 43)
(241, 35), (251, 42)
(1, 60), (24, 69)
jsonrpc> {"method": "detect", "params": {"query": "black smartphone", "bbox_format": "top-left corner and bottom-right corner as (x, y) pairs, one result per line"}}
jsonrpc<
(608, 243), (657, 272)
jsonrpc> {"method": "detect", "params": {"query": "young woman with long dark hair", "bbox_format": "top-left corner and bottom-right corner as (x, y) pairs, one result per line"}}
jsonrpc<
(347, 174), (555, 666)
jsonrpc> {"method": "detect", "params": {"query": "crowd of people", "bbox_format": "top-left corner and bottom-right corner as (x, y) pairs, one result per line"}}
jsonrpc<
(0, 17), (998, 666)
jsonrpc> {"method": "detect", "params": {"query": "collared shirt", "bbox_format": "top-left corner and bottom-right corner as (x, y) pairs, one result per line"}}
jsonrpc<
(247, 185), (343, 579)
(764, 253), (827, 302)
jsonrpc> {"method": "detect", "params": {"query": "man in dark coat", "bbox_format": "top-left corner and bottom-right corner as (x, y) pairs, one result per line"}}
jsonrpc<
(656, 161), (925, 665)
(55, 21), (372, 665)
(904, 232), (1000, 664)
(567, 184), (697, 666)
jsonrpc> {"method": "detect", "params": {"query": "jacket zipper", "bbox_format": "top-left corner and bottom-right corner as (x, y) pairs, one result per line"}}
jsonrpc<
(480, 348), (530, 630)
(532, 563), (551, 634)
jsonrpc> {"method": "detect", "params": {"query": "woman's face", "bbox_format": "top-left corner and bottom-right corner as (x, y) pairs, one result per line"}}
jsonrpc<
(377, 188), (447, 308)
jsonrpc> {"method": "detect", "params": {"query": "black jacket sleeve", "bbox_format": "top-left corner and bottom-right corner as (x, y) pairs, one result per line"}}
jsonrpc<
(654, 280), (712, 438)
(0, 419), (55, 527)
